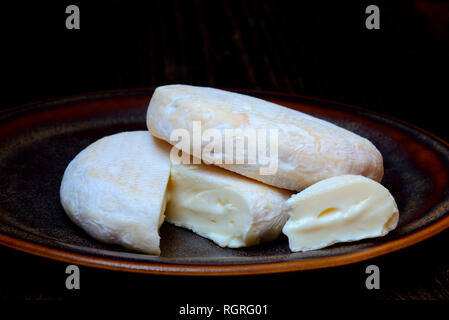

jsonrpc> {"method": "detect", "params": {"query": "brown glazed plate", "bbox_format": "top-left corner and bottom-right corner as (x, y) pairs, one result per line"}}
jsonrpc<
(0, 88), (448, 276)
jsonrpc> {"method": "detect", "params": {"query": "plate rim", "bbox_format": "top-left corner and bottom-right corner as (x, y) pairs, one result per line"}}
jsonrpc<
(1, 87), (449, 276)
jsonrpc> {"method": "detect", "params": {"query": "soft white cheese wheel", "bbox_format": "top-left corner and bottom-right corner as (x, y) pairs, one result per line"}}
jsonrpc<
(166, 163), (291, 248)
(60, 131), (171, 255)
(147, 84), (384, 191)
(282, 175), (399, 252)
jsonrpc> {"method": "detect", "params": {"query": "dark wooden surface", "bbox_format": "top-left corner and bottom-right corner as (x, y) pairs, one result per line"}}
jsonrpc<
(0, 0), (448, 306)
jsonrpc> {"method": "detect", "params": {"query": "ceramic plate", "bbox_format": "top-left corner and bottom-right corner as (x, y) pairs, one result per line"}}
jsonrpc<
(0, 89), (448, 275)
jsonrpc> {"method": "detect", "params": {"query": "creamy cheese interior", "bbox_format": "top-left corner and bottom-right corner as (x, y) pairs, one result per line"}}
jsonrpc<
(282, 175), (399, 252)
(166, 163), (290, 248)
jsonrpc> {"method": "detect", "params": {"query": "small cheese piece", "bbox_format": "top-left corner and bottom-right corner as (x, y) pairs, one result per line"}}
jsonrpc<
(282, 175), (399, 252)
(166, 163), (291, 248)
(147, 84), (384, 191)
(60, 131), (171, 255)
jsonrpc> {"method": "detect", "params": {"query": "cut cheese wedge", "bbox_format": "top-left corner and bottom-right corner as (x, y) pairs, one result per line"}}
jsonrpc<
(282, 175), (399, 252)
(60, 131), (171, 255)
(166, 163), (291, 248)
(147, 84), (384, 191)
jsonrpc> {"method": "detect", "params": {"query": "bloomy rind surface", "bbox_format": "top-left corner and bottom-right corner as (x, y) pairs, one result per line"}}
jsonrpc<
(147, 84), (384, 191)
(60, 131), (171, 255)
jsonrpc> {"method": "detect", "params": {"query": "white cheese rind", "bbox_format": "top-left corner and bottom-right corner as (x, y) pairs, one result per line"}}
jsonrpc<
(146, 84), (384, 191)
(282, 175), (399, 252)
(60, 131), (171, 255)
(166, 163), (291, 248)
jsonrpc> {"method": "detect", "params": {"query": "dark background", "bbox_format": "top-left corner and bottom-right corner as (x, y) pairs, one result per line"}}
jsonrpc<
(0, 0), (448, 308)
